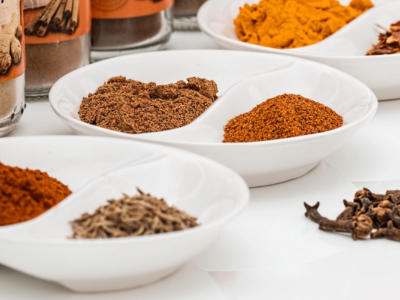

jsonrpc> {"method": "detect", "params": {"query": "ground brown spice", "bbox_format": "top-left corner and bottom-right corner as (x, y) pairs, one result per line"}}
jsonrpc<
(223, 94), (343, 143)
(25, 34), (90, 95)
(0, 79), (18, 119)
(79, 76), (218, 134)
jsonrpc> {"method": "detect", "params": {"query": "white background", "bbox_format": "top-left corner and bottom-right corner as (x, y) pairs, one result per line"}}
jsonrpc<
(2, 32), (400, 300)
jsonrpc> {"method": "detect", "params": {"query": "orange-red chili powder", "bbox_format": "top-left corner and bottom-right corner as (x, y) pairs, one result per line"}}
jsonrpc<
(223, 94), (343, 143)
(0, 162), (72, 226)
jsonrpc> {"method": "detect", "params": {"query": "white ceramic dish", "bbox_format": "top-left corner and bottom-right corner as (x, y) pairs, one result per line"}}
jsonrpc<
(198, 0), (400, 100)
(0, 136), (249, 292)
(49, 50), (378, 187)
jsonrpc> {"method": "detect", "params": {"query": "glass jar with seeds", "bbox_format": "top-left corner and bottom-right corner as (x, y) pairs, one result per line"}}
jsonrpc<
(23, 0), (90, 98)
(0, 0), (25, 136)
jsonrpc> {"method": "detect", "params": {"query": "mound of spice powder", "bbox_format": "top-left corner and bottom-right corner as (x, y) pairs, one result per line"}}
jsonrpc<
(223, 94), (343, 143)
(234, 0), (373, 49)
(0, 162), (72, 226)
(79, 76), (218, 134)
(70, 188), (199, 239)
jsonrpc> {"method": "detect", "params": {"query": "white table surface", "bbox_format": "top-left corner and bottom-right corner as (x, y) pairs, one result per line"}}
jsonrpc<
(2, 31), (400, 300)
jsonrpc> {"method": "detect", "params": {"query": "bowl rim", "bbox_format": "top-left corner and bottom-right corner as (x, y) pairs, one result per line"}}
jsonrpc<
(0, 135), (250, 246)
(197, 0), (400, 61)
(49, 49), (379, 148)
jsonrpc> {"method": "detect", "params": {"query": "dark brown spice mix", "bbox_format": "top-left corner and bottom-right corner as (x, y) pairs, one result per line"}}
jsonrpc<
(69, 188), (199, 239)
(223, 94), (343, 143)
(79, 76), (218, 134)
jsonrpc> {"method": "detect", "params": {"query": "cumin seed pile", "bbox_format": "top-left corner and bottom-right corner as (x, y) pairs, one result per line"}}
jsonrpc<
(78, 76), (218, 134)
(70, 188), (199, 239)
(223, 94), (343, 143)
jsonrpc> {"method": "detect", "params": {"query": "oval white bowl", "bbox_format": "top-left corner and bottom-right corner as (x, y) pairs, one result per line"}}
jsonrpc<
(49, 50), (378, 187)
(198, 0), (400, 100)
(0, 136), (249, 292)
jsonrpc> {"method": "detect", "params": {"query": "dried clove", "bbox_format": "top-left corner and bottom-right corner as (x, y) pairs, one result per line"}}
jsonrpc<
(354, 188), (385, 203)
(304, 202), (327, 223)
(319, 219), (352, 234)
(352, 214), (373, 240)
(354, 197), (373, 214)
(370, 221), (400, 242)
(319, 214), (372, 240)
(304, 202), (372, 240)
(391, 206), (400, 229)
(384, 190), (400, 205)
(364, 205), (377, 227)
(337, 200), (359, 220)
(304, 187), (400, 243)
(378, 200), (394, 210)
(370, 206), (392, 228)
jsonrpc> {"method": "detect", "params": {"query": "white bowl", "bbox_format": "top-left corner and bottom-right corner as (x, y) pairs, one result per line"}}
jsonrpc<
(198, 0), (400, 100)
(49, 50), (378, 187)
(0, 136), (249, 292)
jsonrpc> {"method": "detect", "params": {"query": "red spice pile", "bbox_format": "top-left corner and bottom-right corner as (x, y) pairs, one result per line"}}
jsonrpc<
(0, 162), (72, 226)
(223, 94), (343, 143)
(79, 76), (218, 134)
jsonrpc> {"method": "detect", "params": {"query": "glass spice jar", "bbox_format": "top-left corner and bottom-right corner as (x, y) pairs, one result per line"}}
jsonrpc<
(90, 0), (174, 63)
(173, 0), (207, 31)
(23, 0), (91, 98)
(0, 0), (26, 137)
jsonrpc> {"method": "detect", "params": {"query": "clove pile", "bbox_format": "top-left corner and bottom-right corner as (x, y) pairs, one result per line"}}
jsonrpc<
(304, 188), (400, 242)
(366, 21), (400, 55)
(70, 188), (199, 239)
(25, 0), (80, 37)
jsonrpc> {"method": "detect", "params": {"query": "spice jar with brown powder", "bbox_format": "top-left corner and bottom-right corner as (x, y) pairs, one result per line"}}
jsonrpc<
(0, 0), (26, 136)
(173, 0), (207, 31)
(23, 0), (91, 98)
(90, 0), (173, 62)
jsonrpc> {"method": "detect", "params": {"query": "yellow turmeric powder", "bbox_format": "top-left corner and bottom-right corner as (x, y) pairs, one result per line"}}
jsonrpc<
(234, 0), (374, 49)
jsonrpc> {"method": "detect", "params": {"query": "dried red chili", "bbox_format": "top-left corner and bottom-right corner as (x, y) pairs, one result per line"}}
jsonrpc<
(223, 94), (343, 143)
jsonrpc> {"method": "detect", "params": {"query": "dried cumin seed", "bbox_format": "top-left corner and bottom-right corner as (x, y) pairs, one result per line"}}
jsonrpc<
(69, 188), (199, 239)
